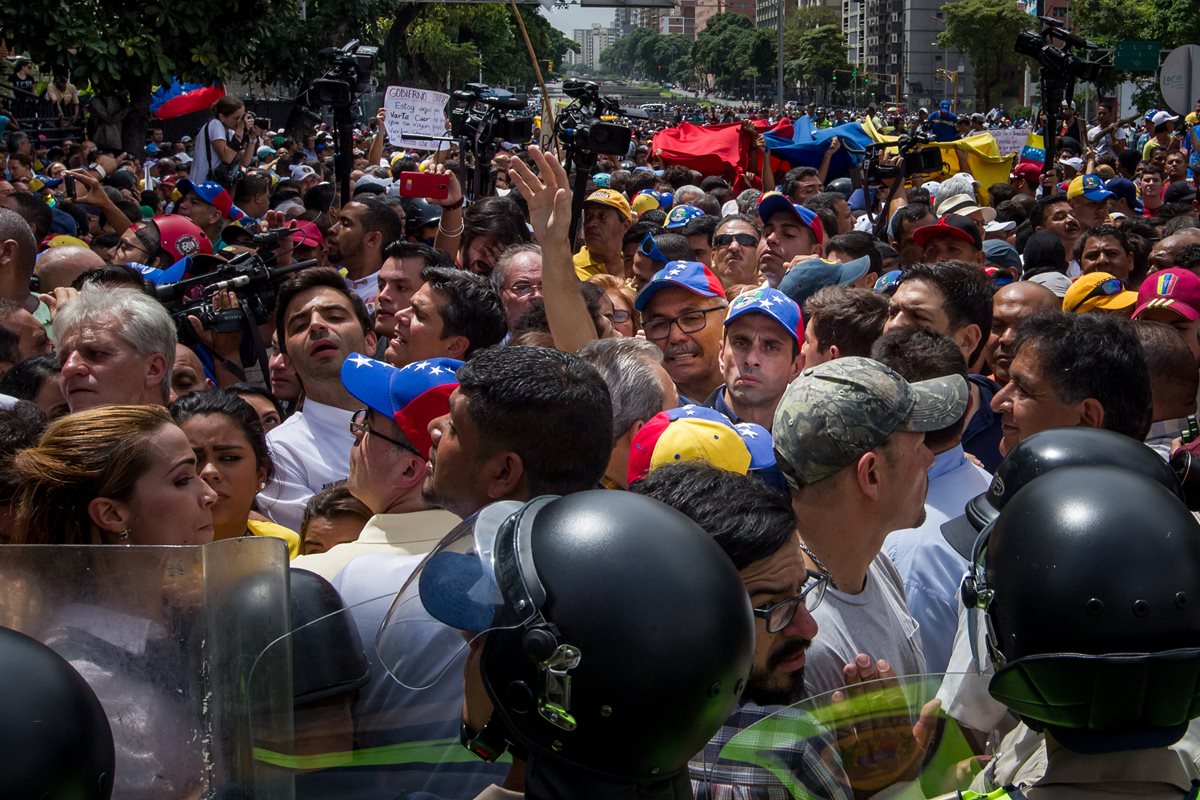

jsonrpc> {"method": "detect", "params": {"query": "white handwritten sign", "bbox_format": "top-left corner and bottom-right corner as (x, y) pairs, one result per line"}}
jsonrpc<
(990, 127), (1032, 156)
(384, 86), (451, 152)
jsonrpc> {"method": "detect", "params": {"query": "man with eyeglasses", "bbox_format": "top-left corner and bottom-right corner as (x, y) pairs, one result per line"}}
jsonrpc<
(633, 463), (852, 799)
(635, 260), (729, 402)
(774, 357), (967, 696)
(292, 355), (462, 579)
(710, 213), (763, 291)
(489, 243), (544, 329)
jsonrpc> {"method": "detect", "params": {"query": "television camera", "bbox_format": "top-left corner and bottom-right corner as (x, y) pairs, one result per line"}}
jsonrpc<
(553, 80), (633, 242)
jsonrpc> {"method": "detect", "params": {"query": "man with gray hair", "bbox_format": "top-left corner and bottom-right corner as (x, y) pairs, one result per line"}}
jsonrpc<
(773, 356), (967, 696)
(578, 337), (679, 489)
(674, 184), (705, 207)
(54, 284), (176, 412)
(490, 243), (543, 329)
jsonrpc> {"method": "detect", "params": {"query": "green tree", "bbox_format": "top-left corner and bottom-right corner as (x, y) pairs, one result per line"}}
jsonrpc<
(694, 13), (775, 93)
(639, 33), (692, 83)
(785, 24), (852, 102)
(936, 0), (1035, 110)
(1072, 0), (1197, 51)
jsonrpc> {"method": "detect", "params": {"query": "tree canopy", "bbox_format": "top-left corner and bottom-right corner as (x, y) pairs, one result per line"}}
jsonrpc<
(693, 13), (775, 93)
(936, 0), (1034, 109)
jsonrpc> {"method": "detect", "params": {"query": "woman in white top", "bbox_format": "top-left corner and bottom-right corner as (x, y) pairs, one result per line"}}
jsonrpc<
(189, 94), (255, 186)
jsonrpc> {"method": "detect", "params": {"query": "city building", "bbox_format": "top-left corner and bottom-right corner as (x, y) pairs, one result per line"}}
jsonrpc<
(570, 23), (619, 71)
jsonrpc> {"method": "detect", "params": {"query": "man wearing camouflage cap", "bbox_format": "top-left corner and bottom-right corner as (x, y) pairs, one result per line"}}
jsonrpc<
(773, 356), (967, 696)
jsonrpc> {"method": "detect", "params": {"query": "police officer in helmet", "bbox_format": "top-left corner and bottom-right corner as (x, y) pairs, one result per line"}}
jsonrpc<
(958, 465), (1200, 796)
(381, 490), (755, 800)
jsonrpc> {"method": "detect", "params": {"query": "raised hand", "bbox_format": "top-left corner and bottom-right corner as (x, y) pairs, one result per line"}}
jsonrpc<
(507, 146), (572, 250)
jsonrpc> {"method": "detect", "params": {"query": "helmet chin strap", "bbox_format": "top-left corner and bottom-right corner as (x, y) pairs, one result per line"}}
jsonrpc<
(460, 715), (511, 763)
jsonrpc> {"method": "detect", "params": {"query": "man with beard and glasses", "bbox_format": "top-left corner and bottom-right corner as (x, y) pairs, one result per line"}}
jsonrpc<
(632, 463), (852, 800)
(774, 357), (967, 696)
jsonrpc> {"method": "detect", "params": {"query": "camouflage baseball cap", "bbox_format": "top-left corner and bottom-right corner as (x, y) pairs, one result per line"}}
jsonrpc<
(772, 356), (968, 487)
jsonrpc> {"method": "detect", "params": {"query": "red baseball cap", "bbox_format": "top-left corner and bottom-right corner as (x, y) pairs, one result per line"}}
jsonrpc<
(288, 219), (325, 249)
(1133, 269), (1200, 321)
(1011, 163), (1041, 182)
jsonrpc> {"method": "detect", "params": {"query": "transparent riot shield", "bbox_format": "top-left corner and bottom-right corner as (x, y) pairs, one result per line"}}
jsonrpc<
(0, 538), (293, 800)
(245, 549), (513, 800)
(699, 673), (991, 799)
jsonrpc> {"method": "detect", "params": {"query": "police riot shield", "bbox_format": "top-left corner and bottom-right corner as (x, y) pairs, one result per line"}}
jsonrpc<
(243, 528), (513, 800)
(0, 538), (294, 800)
(699, 673), (995, 799)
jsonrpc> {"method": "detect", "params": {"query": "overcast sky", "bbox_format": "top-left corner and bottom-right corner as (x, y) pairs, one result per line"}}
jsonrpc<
(544, 2), (616, 36)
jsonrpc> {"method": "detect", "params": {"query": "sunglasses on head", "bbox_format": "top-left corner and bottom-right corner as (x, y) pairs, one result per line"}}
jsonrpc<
(1067, 277), (1125, 313)
(639, 232), (670, 265)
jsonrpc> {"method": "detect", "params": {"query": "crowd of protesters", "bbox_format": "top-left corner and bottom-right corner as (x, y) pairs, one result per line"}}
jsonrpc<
(1, 66), (1200, 798)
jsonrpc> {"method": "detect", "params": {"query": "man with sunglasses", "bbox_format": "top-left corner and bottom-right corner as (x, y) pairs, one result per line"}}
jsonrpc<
(635, 260), (729, 402)
(292, 355), (462, 579)
(774, 356), (968, 696)
(710, 213), (763, 291)
(1061, 271), (1136, 315)
(633, 463), (852, 799)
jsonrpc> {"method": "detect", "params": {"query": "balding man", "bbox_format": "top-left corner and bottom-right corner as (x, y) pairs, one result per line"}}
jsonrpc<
(984, 281), (1060, 385)
(34, 245), (104, 292)
(1151, 229), (1200, 274)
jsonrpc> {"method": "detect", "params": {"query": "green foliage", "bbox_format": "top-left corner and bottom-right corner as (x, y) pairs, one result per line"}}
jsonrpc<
(936, 0), (1035, 109)
(693, 13), (775, 91)
(1071, 0), (1197, 51)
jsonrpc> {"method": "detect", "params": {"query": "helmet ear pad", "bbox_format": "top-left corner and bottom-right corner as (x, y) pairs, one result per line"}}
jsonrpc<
(982, 466), (1200, 740)
(478, 491), (754, 783)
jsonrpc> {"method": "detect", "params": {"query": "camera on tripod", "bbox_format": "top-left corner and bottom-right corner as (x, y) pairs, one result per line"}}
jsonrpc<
(312, 39), (380, 108)
(447, 84), (535, 145)
(555, 80), (632, 157)
(1014, 18), (1103, 84)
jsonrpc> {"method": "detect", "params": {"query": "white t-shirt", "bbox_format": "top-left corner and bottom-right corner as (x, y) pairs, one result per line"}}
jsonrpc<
(190, 118), (229, 184)
(804, 551), (926, 697)
(346, 270), (380, 315)
(1087, 123), (1126, 158)
(257, 399), (354, 531)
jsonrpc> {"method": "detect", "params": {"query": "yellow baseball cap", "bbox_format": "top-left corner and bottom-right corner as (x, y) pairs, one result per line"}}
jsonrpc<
(1063, 272), (1136, 314)
(585, 188), (633, 222)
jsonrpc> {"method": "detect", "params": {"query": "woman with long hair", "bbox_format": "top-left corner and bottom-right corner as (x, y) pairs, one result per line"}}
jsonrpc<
(11, 404), (217, 545)
(190, 94), (258, 187)
(170, 388), (300, 557)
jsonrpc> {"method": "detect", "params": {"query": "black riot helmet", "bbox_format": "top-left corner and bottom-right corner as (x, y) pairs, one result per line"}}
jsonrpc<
(966, 466), (1200, 752)
(826, 177), (853, 199)
(393, 491), (754, 799)
(402, 198), (442, 239)
(0, 626), (115, 799)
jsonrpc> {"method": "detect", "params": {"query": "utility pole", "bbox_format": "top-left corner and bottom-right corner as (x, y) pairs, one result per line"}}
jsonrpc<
(776, 0), (785, 112)
(936, 67), (959, 111)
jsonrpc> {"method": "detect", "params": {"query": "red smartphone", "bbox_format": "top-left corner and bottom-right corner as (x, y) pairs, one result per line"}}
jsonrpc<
(399, 171), (449, 200)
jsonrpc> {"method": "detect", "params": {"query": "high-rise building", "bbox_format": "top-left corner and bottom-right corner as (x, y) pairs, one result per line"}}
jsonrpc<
(571, 24), (619, 71)
(613, 7), (638, 37)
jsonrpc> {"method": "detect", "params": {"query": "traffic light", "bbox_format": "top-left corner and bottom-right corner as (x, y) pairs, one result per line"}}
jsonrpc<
(863, 76), (869, 85)
(832, 73), (837, 82)
(851, 70), (857, 78)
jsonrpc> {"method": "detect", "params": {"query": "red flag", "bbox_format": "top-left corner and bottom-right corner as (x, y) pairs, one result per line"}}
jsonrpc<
(651, 118), (791, 192)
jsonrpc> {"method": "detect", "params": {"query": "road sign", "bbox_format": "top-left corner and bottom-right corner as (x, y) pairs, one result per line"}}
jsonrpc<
(1113, 40), (1160, 73)
(1160, 45), (1200, 117)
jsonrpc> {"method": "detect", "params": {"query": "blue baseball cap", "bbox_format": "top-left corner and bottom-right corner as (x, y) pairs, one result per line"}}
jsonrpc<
(1105, 177), (1143, 213)
(723, 287), (803, 344)
(176, 179), (246, 221)
(664, 204), (705, 230)
(635, 260), (727, 312)
(340, 354), (463, 459)
(874, 269), (902, 295)
(758, 191), (824, 246)
(778, 255), (872, 309)
(1067, 173), (1114, 202)
(983, 239), (1022, 273)
(592, 172), (611, 188)
(940, 100), (951, 111)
